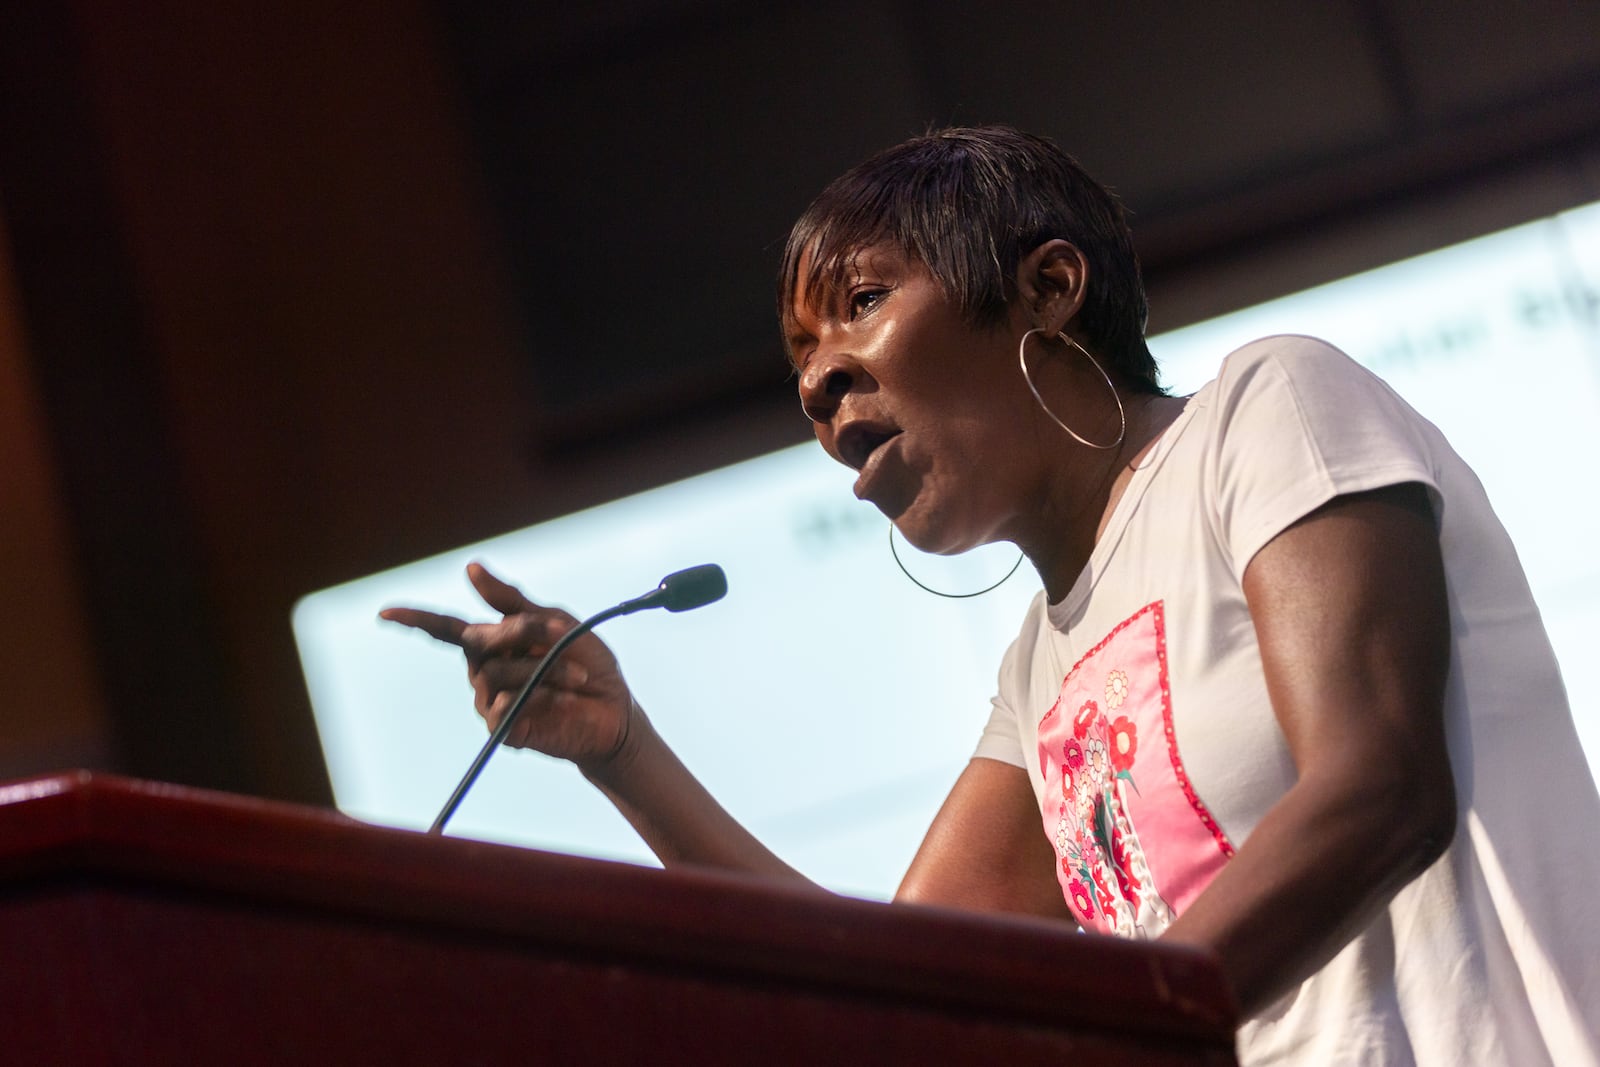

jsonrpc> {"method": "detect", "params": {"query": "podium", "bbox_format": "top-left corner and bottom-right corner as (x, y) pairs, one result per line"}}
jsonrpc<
(0, 771), (1238, 1064)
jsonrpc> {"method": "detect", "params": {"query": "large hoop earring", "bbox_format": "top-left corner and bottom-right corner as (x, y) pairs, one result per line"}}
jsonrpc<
(1019, 329), (1126, 450)
(889, 525), (1024, 599)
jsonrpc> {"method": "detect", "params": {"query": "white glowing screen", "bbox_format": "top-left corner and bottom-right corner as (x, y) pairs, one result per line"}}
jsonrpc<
(294, 199), (1600, 899)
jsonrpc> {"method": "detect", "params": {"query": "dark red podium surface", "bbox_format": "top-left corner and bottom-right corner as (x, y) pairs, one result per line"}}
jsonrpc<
(0, 771), (1237, 1064)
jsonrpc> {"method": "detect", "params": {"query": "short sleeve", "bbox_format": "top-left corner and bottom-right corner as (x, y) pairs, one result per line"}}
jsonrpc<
(1208, 336), (1443, 576)
(973, 695), (1027, 769)
(972, 615), (1035, 771)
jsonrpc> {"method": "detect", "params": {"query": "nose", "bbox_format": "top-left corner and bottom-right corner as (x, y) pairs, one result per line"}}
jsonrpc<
(798, 350), (858, 424)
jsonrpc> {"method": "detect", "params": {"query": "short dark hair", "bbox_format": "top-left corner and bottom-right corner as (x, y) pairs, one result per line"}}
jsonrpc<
(778, 126), (1161, 393)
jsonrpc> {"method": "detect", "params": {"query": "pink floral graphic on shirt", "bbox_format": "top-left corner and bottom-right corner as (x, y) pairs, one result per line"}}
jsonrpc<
(1038, 601), (1235, 937)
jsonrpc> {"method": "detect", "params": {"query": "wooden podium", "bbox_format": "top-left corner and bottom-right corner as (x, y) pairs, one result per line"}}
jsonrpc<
(0, 771), (1238, 1064)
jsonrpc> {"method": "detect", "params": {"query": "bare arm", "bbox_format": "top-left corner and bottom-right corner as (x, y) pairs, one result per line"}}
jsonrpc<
(581, 704), (810, 882)
(1160, 482), (1456, 1016)
(388, 567), (1073, 906)
(897, 757), (1076, 922)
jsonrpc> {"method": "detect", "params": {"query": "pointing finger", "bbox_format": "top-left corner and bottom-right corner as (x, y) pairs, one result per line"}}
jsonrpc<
(378, 607), (470, 647)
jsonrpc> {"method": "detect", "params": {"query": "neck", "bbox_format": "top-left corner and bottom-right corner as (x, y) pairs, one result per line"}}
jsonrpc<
(1020, 391), (1188, 602)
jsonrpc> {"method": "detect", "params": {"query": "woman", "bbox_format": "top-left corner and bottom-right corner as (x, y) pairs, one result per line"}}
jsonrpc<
(383, 127), (1600, 1064)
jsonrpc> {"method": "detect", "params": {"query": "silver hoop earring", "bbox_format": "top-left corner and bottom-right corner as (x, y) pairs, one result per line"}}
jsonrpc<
(1018, 329), (1126, 450)
(889, 526), (1024, 599)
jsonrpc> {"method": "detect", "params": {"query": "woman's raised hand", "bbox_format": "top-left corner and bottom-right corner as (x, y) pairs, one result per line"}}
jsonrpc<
(379, 562), (637, 769)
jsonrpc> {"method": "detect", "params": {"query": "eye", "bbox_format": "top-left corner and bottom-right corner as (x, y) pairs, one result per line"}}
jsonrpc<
(848, 287), (886, 320)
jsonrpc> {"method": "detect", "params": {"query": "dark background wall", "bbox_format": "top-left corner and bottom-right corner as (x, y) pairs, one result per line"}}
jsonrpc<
(3, 0), (1598, 805)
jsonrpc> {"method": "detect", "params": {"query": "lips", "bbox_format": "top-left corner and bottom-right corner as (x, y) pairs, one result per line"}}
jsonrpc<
(836, 421), (901, 474)
(852, 438), (907, 508)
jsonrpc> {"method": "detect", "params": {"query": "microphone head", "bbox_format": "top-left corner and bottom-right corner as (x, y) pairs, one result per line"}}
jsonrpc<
(657, 564), (727, 612)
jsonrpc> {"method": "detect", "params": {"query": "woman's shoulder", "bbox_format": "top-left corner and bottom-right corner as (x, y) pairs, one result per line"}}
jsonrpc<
(1217, 334), (1358, 377)
(1208, 334), (1388, 407)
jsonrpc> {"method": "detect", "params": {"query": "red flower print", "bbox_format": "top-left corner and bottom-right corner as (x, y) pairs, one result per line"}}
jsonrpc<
(1109, 716), (1138, 773)
(1112, 860), (1142, 906)
(1104, 668), (1130, 710)
(1073, 700), (1099, 739)
(1068, 877), (1096, 919)
(1091, 865), (1116, 909)
(1034, 601), (1192, 934)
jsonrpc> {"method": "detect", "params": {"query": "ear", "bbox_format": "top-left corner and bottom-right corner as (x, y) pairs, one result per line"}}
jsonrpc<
(1014, 240), (1089, 337)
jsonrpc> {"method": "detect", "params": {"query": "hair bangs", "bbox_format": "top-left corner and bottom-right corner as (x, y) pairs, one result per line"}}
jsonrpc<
(780, 181), (913, 334)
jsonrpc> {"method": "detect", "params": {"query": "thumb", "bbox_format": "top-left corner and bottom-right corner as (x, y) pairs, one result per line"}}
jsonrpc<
(466, 561), (537, 616)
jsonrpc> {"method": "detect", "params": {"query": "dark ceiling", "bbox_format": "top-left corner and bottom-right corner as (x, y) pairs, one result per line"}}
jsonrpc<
(435, 0), (1600, 457)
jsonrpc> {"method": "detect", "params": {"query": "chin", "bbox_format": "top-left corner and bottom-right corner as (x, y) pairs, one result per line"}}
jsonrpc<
(892, 511), (980, 557)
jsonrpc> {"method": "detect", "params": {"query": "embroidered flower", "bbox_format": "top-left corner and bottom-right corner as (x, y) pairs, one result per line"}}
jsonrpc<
(1104, 668), (1129, 710)
(1086, 738), (1108, 778)
(1068, 877), (1096, 919)
(1073, 700), (1099, 739)
(1063, 737), (1085, 770)
(1109, 715), (1138, 773)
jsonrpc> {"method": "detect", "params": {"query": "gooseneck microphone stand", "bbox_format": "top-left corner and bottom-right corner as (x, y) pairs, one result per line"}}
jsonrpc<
(428, 564), (726, 835)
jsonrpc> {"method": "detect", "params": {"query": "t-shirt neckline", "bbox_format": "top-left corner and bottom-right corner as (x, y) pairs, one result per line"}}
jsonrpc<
(1048, 386), (1210, 624)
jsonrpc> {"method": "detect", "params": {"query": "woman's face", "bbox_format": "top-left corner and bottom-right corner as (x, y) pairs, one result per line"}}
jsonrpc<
(786, 243), (1042, 555)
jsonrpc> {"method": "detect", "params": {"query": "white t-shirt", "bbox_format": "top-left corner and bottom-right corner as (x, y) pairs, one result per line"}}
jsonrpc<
(976, 336), (1600, 1065)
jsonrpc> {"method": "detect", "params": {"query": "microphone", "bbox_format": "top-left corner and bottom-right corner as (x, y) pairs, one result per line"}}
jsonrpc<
(428, 564), (727, 835)
(614, 563), (728, 615)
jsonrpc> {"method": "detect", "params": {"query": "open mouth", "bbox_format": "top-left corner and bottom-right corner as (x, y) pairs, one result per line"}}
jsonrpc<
(837, 423), (901, 472)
